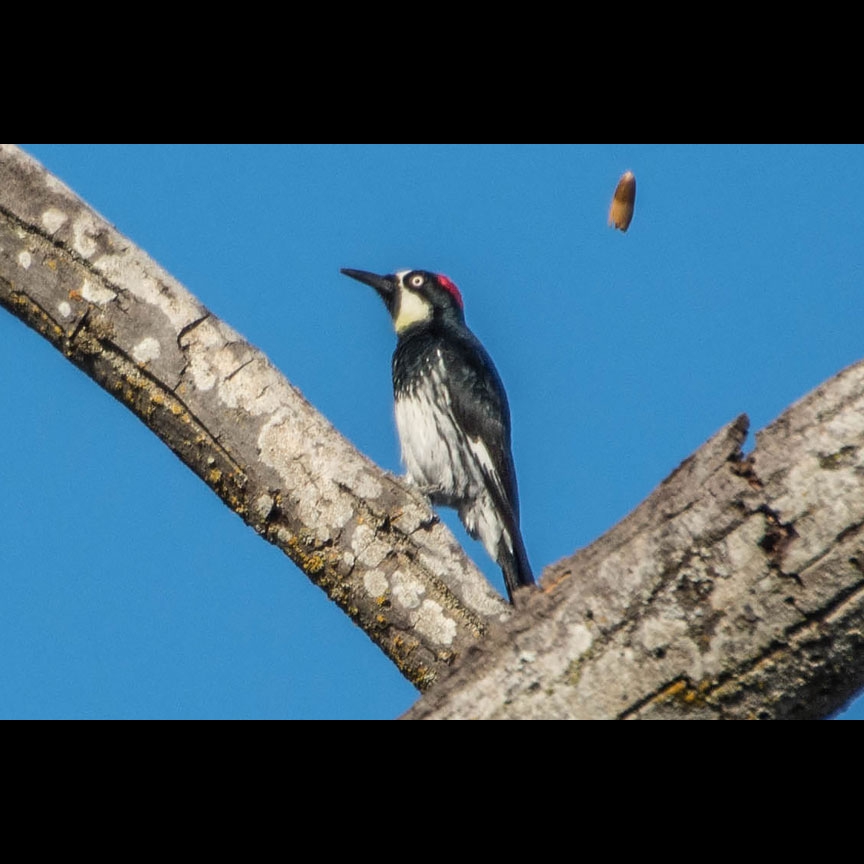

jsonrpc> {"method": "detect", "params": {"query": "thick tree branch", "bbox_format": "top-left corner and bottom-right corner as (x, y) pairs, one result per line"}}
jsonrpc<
(407, 363), (864, 718)
(0, 144), (510, 691)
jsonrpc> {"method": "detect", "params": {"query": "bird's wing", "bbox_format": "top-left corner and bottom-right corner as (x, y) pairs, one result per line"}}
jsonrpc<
(439, 332), (520, 523)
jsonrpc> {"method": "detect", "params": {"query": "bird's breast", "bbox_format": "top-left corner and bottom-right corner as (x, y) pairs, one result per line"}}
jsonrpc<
(393, 350), (471, 504)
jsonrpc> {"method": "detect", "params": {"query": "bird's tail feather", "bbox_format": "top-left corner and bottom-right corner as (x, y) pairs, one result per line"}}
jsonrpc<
(499, 527), (534, 603)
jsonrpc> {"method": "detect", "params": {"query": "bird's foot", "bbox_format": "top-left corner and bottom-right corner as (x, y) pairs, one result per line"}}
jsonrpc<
(417, 483), (445, 498)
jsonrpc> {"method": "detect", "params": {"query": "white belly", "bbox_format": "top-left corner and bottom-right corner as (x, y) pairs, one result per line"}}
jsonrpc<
(394, 389), (466, 499)
(394, 385), (510, 560)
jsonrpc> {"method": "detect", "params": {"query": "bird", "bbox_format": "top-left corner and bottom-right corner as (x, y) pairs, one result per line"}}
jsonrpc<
(340, 268), (534, 602)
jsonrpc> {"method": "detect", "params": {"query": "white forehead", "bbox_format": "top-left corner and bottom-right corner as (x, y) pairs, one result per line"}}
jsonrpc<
(395, 269), (411, 284)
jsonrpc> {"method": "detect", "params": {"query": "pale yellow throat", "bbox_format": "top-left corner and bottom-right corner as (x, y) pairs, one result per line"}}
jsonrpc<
(394, 289), (432, 333)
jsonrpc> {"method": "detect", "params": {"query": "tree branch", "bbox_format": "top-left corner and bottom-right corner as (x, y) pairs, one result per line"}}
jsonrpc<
(406, 364), (864, 718)
(0, 144), (510, 691)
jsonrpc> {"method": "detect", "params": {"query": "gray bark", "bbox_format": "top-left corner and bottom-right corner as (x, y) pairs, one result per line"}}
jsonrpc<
(0, 144), (510, 692)
(407, 373), (864, 718)
(3, 144), (863, 719)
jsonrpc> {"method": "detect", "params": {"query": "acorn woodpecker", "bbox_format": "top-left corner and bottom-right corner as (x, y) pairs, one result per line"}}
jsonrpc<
(341, 268), (535, 602)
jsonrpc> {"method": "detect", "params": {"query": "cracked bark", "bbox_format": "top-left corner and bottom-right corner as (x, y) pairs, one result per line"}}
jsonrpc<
(3, 144), (863, 719)
(406, 383), (864, 718)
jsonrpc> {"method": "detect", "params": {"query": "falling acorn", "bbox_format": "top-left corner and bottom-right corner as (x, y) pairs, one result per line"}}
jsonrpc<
(609, 171), (636, 232)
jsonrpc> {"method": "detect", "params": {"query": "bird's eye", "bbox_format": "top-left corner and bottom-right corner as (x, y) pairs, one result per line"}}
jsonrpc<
(409, 274), (424, 289)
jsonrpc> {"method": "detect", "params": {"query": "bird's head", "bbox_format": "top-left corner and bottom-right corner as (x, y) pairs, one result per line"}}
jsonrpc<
(341, 269), (464, 334)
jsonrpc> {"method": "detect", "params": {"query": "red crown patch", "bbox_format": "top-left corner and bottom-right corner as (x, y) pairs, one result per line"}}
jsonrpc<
(436, 274), (464, 309)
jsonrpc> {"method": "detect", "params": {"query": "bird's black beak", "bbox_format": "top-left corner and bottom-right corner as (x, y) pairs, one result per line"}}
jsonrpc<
(341, 269), (397, 312)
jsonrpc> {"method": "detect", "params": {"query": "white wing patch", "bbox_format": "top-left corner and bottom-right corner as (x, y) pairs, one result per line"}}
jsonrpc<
(467, 435), (506, 509)
(465, 435), (513, 555)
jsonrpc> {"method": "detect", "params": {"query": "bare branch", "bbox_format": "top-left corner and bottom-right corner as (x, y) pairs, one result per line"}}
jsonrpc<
(0, 144), (510, 691)
(407, 361), (864, 718)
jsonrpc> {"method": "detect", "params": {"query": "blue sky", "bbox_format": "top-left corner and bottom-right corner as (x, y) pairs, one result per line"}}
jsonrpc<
(2, 144), (862, 720)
